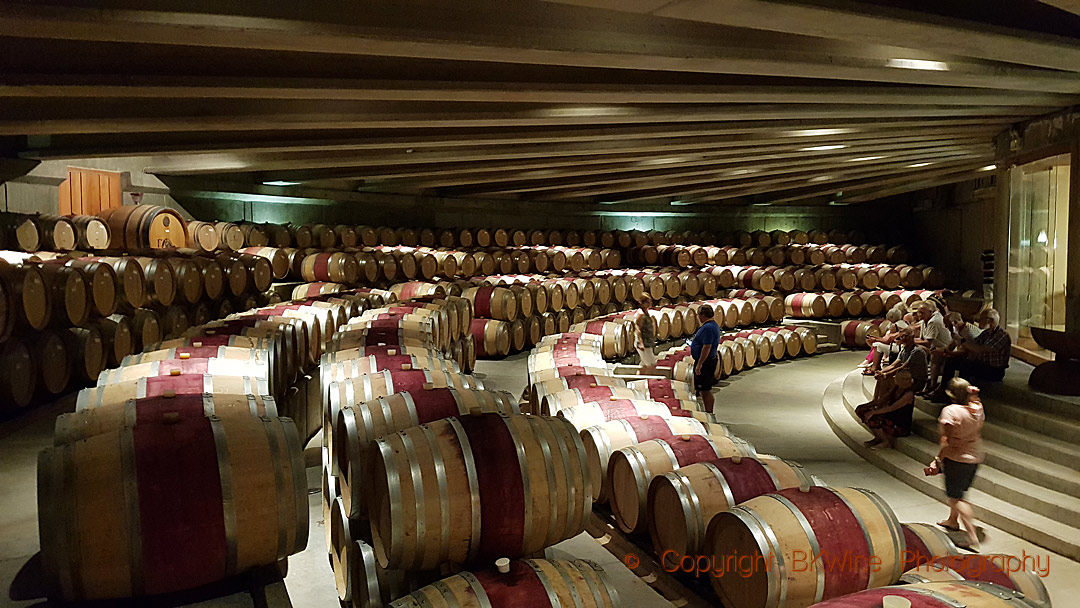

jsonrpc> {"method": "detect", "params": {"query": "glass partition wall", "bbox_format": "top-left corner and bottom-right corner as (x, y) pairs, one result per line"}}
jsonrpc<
(1006, 153), (1071, 356)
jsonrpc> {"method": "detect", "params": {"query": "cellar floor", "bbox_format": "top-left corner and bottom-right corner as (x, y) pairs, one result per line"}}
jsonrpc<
(3, 351), (1079, 607)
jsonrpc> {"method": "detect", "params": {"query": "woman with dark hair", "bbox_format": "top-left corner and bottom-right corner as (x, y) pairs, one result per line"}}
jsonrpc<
(925, 376), (985, 551)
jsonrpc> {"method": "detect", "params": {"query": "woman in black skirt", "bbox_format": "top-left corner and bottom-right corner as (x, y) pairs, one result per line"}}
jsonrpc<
(925, 377), (985, 551)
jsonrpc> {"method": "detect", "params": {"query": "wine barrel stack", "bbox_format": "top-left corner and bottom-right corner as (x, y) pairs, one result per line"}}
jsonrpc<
(22, 211), (1039, 607)
(525, 314), (1051, 608)
(313, 289), (637, 607)
(38, 282), (403, 602)
(0, 215), (956, 410)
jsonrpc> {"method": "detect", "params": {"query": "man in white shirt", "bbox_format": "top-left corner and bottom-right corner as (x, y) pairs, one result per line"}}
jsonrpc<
(916, 301), (951, 350)
(916, 300), (950, 396)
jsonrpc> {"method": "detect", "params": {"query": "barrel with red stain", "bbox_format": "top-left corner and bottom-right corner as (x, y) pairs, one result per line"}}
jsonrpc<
(38, 415), (308, 601)
(368, 413), (590, 570)
(609, 435), (755, 533)
(393, 559), (618, 608)
(706, 486), (904, 608)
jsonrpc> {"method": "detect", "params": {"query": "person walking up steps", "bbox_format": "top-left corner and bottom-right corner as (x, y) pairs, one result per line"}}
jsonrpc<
(690, 304), (721, 413)
(925, 376), (985, 551)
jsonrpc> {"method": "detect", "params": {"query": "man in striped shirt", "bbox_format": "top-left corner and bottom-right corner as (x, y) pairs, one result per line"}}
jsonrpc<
(931, 309), (1010, 402)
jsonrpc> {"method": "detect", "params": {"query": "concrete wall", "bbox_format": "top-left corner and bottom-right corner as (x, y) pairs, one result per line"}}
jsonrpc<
(172, 179), (905, 242)
(0, 156), (191, 218)
(906, 180), (998, 291)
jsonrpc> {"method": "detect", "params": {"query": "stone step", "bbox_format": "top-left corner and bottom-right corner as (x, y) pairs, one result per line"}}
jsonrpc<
(853, 371), (1080, 475)
(909, 403), (1080, 472)
(823, 375), (1080, 561)
(915, 387), (1080, 444)
(894, 428), (1080, 529)
(982, 379), (1080, 420)
(910, 408), (1080, 499)
(816, 341), (841, 354)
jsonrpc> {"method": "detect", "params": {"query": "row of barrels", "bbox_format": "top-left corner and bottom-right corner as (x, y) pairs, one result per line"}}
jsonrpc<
(318, 299), (629, 607)
(653, 324), (820, 384)
(0, 280), (397, 410)
(37, 285), (399, 601)
(522, 331), (1050, 608)
(0, 212), (111, 252)
(0, 296), (297, 411)
(709, 262), (941, 293)
(371, 281), (945, 359)
(627, 242), (910, 268)
(284, 225), (874, 250)
(0, 248), (281, 334)
(1, 207), (893, 261)
(243, 243), (623, 286)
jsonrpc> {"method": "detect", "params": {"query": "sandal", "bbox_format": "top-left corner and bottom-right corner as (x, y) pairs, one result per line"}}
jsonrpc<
(937, 521), (961, 532)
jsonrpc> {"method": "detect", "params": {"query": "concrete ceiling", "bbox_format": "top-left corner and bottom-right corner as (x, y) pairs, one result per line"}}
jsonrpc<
(3, 0), (1078, 207)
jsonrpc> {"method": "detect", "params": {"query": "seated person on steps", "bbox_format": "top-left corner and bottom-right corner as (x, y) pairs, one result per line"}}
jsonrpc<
(872, 327), (928, 398)
(856, 368), (916, 450)
(915, 301), (952, 397)
(862, 304), (908, 374)
(930, 309), (1010, 402)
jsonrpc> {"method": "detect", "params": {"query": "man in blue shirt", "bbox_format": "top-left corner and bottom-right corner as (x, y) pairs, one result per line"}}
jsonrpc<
(690, 304), (721, 412)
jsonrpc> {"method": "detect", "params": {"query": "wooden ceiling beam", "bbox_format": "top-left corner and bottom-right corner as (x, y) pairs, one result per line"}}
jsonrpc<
(546, 0), (1080, 73)
(0, 103), (1049, 137)
(2, 75), (1075, 107)
(22, 117), (1010, 160)
(459, 146), (991, 198)
(745, 168), (994, 207)
(376, 140), (991, 191)
(250, 138), (990, 185)
(2, 3), (1080, 92)
(548, 157), (991, 203)
(143, 130), (995, 176)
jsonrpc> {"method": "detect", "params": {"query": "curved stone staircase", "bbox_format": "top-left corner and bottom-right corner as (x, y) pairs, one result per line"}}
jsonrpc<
(823, 367), (1080, 560)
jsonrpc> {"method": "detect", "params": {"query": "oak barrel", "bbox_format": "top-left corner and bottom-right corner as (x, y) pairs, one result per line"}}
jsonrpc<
(335, 388), (519, 518)
(807, 581), (1037, 607)
(369, 413), (591, 570)
(609, 435), (756, 533)
(706, 486), (904, 608)
(391, 559), (617, 608)
(38, 415), (308, 600)
(185, 221), (220, 252)
(648, 455), (816, 558)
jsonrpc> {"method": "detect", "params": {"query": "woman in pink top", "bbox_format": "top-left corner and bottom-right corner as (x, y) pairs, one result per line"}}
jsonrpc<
(925, 377), (985, 550)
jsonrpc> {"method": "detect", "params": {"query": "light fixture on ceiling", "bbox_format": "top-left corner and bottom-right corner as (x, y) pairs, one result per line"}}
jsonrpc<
(847, 156), (886, 162)
(725, 168), (757, 176)
(886, 58), (950, 71)
(638, 157), (690, 166)
(782, 128), (855, 137)
(669, 200), (695, 206)
(541, 106), (633, 118)
(598, 201), (620, 205)
(800, 144), (846, 152)
(980, 164), (998, 171)
(262, 180), (300, 186)
(907, 162), (932, 168)
(751, 202), (772, 206)
(829, 200), (850, 206)
(809, 175), (833, 182)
